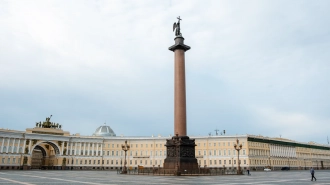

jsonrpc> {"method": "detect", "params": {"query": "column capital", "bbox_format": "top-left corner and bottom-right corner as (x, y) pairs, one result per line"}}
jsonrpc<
(169, 36), (191, 52)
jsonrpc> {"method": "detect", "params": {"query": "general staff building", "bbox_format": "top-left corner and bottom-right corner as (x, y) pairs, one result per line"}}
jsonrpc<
(1, 123), (329, 171)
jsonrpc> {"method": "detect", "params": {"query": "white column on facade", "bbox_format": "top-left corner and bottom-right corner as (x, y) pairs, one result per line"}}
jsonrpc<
(270, 145), (273, 157)
(79, 142), (82, 155)
(74, 142), (77, 155)
(293, 147), (295, 158)
(22, 139), (26, 154)
(96, 143), (99, 156)
(92, 143), (95, 156)
(70, 142), (73, 155)
(83, 142), (86, 155)
(289, 147), (292, 158)
(290, 147), (292, 158)
(0, 137), (4, 153)
(294, 147), (296, 158)
(87, 142), (90, 156)
(11, 138), (15, 153)
(289, 147), (291, 158)
(275, 145), (278, 157)
(275, 145), (277, 157)
(6, 138), (10, 153)
(16, 139), (20, 153)
(28, 139), (32, 154)
(61, 142), (64, 155)
(285, 146), (288, 157)
(100, 142), (103, 156)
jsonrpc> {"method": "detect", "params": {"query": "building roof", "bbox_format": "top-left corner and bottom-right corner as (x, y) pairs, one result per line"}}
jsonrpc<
(92, 125), (116, 137)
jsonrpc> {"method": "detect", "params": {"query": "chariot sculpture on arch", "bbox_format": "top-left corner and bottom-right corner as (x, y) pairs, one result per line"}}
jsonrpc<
(173, 16), (182, 36)
(35, 115), (62, 129)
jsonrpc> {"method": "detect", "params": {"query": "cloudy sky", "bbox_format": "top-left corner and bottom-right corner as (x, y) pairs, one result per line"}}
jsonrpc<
(1, 0), (329, 144)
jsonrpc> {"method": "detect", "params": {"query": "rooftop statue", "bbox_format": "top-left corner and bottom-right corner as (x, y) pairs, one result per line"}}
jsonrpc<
(35, 115), (62, 129)
(173, 16), (182, 36)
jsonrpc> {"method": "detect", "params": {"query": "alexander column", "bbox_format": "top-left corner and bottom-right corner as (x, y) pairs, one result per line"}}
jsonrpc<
(163, 17), (198, 175)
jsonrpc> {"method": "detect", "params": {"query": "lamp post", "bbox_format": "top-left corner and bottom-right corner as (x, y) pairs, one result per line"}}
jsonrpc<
(234, 138), (242, 175)
(101, 139), (104, 170)
(121, 140), (130, 174)
(71, 156), (73, 170)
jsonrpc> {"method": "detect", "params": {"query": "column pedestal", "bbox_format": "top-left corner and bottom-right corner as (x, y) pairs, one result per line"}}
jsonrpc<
(164, 136), (198, 173)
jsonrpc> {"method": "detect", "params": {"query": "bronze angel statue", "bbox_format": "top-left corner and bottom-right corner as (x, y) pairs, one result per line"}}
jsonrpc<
(173, 16), (182, 36)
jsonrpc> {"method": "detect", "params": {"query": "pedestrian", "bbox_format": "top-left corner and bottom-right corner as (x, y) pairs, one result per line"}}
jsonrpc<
(310, 167), (317, 181)
(247, 167), (250, 176)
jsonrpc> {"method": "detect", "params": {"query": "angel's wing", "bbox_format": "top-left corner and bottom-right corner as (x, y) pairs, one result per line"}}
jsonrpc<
(173, 22), (177, 32)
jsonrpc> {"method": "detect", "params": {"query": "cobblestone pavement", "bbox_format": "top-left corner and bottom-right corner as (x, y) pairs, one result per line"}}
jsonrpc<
(0, 170), (329, 185)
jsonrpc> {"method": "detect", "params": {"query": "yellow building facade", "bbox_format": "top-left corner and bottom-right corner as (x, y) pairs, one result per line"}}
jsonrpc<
(1, 124), (329, 171)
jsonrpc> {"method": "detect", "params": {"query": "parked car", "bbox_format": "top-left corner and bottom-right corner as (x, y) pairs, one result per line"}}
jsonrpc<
(281, 167), (290, 171)
(264, 168), (271, 171)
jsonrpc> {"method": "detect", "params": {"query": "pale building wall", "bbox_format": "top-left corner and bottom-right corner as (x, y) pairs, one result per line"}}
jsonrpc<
(1, 128), (330, 170)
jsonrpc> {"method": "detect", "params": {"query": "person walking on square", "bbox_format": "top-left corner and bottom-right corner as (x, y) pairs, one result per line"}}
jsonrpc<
(310, 167), (317, 181)
(247, 167), (250, 176)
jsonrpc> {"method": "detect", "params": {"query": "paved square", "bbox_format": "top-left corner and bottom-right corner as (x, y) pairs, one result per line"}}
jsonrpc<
(0, 170), (329, 185)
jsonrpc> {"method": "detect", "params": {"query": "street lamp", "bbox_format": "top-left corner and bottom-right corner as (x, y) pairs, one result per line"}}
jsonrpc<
(234, 138), (242, 175)
(121, 140), (130, 174)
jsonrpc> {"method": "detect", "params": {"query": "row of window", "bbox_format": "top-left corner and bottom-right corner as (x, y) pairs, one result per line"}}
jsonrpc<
(198, 159), (247, 166)
(250, 159), (311, 166)
(66, 149), (248, 157)
(67, 150), (167, 157)
(1, 157), (20, 164)
(0, 146), (23, 153)
(0, 138), (23, 144)
(68, 143), (165, 149)
(198, 149), (246, 156)
(68, 159), (163, 166)
(249, 142), (267, 148)
(197, 142), (245, 147)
